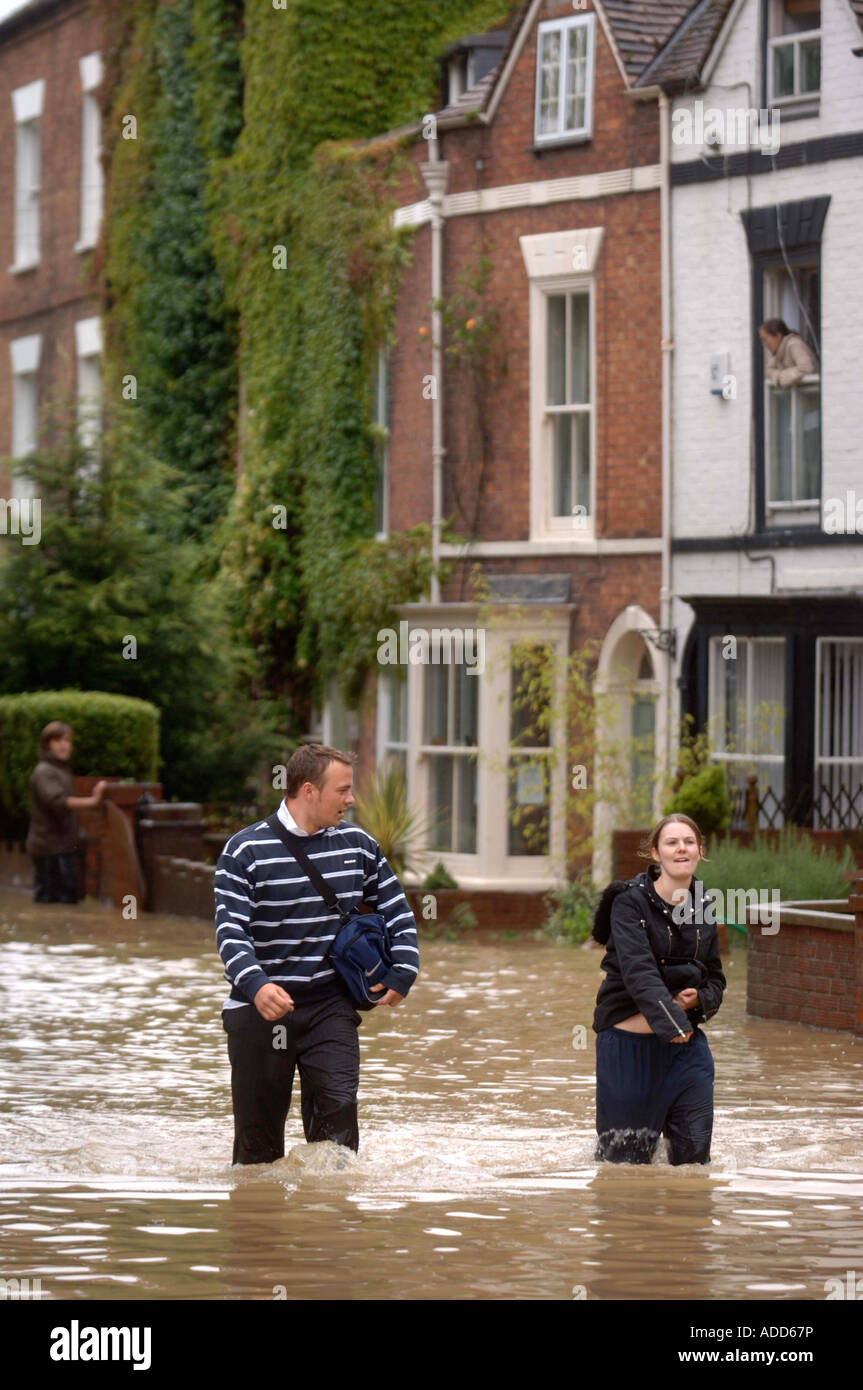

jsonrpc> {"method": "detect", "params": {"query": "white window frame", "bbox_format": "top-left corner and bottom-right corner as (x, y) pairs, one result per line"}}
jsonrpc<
(377, 667), (408, 776)
(766, 0), (821, 108)
(75, 316), (102, 458)
(392, 603), (572, 889)
(814, 637), (863, 828)
(9, 334), (42, 500)
(521, 228), (602, 544)
(77, 53), (104, 252)
(708, 635), (787, 824)
(762, 263), (821, 518)
(534, 13), (595, 146)
(11, 79), (44, 272)
(764, 374), (821, 511)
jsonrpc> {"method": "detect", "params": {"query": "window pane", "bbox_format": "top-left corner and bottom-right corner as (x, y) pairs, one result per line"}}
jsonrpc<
(574, 411), (590, 511)
(387, 671), (407, 744)
(546, 294), (566, 405)
(750, 641), (786, 757)
(569, 294), (589, 403)
(510, 644), (552, 748)
(564, 24), (587, 131)
(428, 755), (453, 850)
(456, 757), (477, 853)
(796, 384), (820, 500)
(722, 640), (748, 751)
(816, 641), (863, 825)
(800, 38), (820, 93)
(425, 665), (448, 745)
(453, 664), (479, 747)
(538, 30), (561, 135)
(769, 387), (792, 502)
(772, 43), (794, 98)
(507, 756), (550, 855)
(552, 413), (575, 517)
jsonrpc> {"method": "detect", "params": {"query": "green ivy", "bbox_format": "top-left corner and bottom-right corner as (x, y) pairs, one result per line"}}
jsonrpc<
(101, 0), (242, 541)
(213, 0), (513, 720)
(100, 0), (515, 734)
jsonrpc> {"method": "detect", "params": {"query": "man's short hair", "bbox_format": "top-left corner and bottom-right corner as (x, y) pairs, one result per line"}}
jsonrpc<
(285, 743), (355, 798)
(40, 721), (72, 754)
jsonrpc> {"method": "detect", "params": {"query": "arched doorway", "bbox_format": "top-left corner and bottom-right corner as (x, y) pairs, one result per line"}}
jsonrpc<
(593, 606), (662, 883)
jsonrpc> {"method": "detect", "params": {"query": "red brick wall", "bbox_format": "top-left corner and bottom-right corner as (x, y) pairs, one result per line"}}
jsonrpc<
(0, 0), (101, 493)
(385, 3), (662, 549)
(442, 2), (659, 195)
(747, 921), (857, 1032)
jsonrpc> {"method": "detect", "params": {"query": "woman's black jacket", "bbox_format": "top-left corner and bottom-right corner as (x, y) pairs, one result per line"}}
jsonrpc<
(592, 866), (726, 1040)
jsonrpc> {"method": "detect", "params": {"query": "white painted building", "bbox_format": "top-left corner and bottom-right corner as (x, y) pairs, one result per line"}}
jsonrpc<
(641, 0), (863, 828)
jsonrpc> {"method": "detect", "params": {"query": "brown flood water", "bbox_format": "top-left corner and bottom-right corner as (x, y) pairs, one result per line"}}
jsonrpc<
(0, 888), (861, 1301)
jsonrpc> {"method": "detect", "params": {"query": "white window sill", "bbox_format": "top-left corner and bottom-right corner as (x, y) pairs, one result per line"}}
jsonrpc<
(75, 237), (99, 254)
(532, 131), (592, 152)
(8, 259), (39, 275)
(441, 536), (662, 557)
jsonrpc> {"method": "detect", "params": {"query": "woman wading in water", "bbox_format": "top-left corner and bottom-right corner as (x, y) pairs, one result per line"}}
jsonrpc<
(591, 814), (726, 1165)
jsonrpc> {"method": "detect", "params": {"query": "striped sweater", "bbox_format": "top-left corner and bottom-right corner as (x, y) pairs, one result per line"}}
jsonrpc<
(214, 811), (420, 1009)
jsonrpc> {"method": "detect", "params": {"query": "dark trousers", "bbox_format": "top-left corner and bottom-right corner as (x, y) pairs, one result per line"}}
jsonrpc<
(33, 854), (79, 904)
(223, 985), (362, 1165)
(595, 1025), (714, 1165)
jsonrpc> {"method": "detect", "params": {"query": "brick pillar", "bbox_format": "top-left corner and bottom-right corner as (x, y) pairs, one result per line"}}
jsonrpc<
(138, 804), (205, 910)
(851, 873), (863, 1039)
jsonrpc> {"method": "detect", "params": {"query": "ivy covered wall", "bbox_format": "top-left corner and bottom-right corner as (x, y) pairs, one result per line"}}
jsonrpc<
(101, 0), (515, 733)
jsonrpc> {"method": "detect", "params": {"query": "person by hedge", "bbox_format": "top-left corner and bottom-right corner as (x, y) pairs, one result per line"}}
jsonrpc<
(26, 722), (108, 904)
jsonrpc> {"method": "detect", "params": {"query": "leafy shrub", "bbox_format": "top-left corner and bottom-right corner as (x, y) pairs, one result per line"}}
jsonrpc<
(352, 761), (432, 882)
(0, 690), (159, 836)
(699, 829), (856, 910)
(663, 765), (731, 833)
(422, 860), (458, 891)
(544, 873), (601, 946)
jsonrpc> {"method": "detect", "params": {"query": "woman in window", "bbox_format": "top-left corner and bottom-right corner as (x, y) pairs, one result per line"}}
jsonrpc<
(759, 317), (818, 386)
(590, 814), (726, 1165)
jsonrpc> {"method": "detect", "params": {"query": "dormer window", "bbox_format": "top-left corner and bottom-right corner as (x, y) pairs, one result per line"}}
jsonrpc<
(534, 13), (595, 146)
(767, 0), (820, 106)
(448, 52), (468, 104)
(440, 31), (509, 108)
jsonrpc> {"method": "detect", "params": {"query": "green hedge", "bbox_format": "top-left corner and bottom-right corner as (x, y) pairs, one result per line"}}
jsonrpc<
(0, 691), (160, 834)
(699, 829), (856, 908)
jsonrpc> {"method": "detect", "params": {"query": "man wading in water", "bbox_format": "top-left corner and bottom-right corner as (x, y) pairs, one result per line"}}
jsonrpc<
(214, 744), (419, 1164)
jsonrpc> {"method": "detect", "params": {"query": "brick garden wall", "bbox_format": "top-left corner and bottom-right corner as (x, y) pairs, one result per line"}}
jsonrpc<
(746, 915), (857, 1033)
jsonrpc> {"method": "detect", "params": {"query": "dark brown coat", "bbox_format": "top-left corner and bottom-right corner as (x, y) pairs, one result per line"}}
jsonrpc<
(25, 754), (77, 857)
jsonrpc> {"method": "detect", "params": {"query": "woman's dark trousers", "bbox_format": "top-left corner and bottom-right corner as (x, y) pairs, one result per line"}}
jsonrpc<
(33, 854), (79, 904)
(223, 985), (361, 1165)
(595, 1026), (714, 1165)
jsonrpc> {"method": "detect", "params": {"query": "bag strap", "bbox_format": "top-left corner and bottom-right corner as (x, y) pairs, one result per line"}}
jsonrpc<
(265, 813), (350, 924)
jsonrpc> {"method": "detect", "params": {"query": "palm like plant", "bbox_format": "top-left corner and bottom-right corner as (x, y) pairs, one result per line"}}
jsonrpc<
(352, 761), (434, 881)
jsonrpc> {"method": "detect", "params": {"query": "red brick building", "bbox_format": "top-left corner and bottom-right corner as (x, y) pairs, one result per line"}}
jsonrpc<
(333, 0), (695, 889)
(0, 0), (103, 502)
